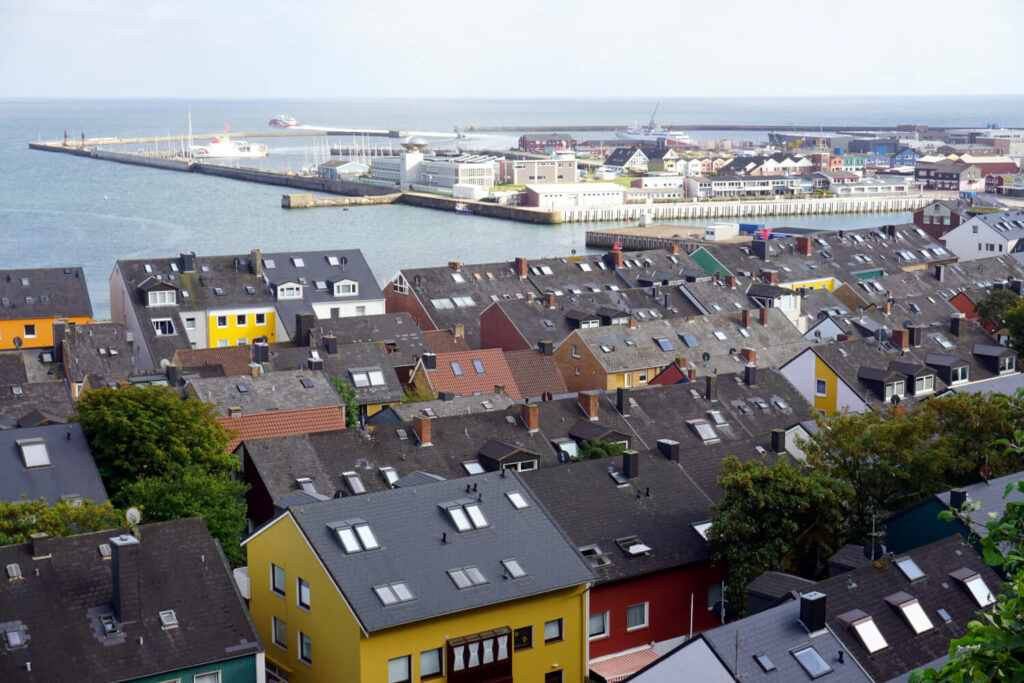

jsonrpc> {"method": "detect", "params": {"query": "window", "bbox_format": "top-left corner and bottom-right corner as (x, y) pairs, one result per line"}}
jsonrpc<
(626, 602), (649, 631)
(255, 312), (266, 325)
(545, 673), (563, 683)
(451, 361), (463, 377)
(18, 439), (50, 468)
(506, 491), (529, 509)
(894, 596), (934, 634)
(1000, 356), (1016, 373)
(216, 315), (228, 328)
(271, 563), (286, 596)
(236, 314), (247, 326)
(448, 566), (488, 589)
(194, 674), (221, 683)
(792, 646), (832, 678)
(420, 647), (443, 678)
(236, 338), (247, 346)
(815, 379), (827, 395)
(149, 318), (175, 336)
(588, 611), (609, 639)
(513, 625), (533, 651)
(297, 578), (310, 610)
(851, 616), (887, 653)
(885, 380), (905, 400)
(374, 581), (415, 606)
(755, 654), (776, 672)
(272, 616), (287, 649)
(472, 359), (485, 374)
(915, 375), (934, 394)
(895, 557), (925, 582)
(544, 618), (563, 643)
(278, 285), (302, 299)
(333, 521), (379, 553)
(185, 317), (196, 330)
(688, 419), (720, 444)
(654, 336), (674, 351)
(335, 281), (358, 296)
(148, 290), (176, 306)
(502, 558), (527, 579)
(387, 655), (411, 683)
(350, 371), (370, 388)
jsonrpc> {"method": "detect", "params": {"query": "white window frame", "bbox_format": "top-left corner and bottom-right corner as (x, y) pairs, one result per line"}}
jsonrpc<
(544, 618), (564, 643)
(420, 647), (443, 678)
(815, 378), (827, 396)
(255, 312), (267, 326)
(193, 673), (222, 683)
(236, 314), (247, 327)
(297, 577), (311, 611)
(626, 602), (649, 631)
(588, 611), (609, 640)
(277, 284), (302, 299)
(152, 318), (175, 336)
(387, 655), (411, 683)
(216, 315), (228, 328)
(185, 317), (196, 330)
(23, 324), (36, 338)
(148, 289), (176, 306)
(334, 281), (358, 296)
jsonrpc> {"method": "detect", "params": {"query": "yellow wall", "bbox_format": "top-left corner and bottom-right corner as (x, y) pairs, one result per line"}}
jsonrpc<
(608, 368), (660, 390)
(0, 316), (92, 350)
(207, 310), (276, 348)
(247, 513), (590, 683)
(813, 355), (839, 414)
(780, 277), (836, 292)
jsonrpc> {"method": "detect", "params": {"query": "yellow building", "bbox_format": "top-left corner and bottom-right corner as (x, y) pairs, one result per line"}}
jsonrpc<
(0, 267), (93, 350)
(244, 471), (595, 683)
(207, 306), (278, 347)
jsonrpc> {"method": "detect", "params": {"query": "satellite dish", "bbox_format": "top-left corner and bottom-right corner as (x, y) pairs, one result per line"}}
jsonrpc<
(814, 330), (822, 338)
(701, 352), (711, 362)
(890, 394), (901, 406)
(160, 358), (171, 368)
(13, 337), (22, 349)
(126, 507), (141, 525)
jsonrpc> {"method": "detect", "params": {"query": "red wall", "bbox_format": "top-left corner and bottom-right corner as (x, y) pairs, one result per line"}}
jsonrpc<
(588, 562), (725, 659)
(383, 281), (437, 332)
(479, 305), (531, 351)
(949, 292), (980, 319)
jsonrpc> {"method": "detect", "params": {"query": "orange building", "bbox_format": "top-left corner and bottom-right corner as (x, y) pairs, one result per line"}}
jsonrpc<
(0, 268), (93, 350)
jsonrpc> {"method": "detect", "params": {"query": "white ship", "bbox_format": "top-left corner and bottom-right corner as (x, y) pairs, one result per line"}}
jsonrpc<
(191, 127), (268, 158)
(269, 114), (298, 128)
(615, 102), (693, 145)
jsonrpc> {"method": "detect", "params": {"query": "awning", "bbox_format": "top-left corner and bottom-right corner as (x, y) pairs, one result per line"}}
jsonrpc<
(589, 647), (661, 682)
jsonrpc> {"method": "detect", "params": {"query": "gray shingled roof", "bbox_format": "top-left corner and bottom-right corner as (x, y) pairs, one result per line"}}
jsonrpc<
(308, 312), (429, 368)
(186, 368), (341, 417)
(62, 322), (135, 384)
(0, 423), (108, 504)
(932, 470), (1024, 539)
(0, 267), (92, 322)
(0, 382), (74, 428)
(281, 471), (594, 632)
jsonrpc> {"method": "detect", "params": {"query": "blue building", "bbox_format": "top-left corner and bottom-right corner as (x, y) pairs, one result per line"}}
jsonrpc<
(892, 147), (922, 167)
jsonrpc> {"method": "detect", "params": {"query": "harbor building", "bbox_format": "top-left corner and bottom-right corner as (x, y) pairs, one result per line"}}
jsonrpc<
(498, 158), (578, 185)
(0, 267), (93, 351)
(370, 138), (499, 193)
(523, 183), (625, 209)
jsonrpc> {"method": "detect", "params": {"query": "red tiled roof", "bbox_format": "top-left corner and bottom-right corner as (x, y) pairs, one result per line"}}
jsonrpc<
(589, 648), (660, 683)
(504, 350), (568, 399)
(426, 349), (522, 400)
(218, 406), (346, 451)
(173, 346), (253, 376)
(422, 330), (471, 354)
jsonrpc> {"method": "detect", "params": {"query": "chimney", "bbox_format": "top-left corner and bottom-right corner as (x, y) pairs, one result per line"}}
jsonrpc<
(251, 249), (263, 277)
(307, 358), (323, 371)
(908, 325), (922, 347)
(934, 264), (945, 282)
(799, 591), (827, 633)
(608, 250), (624, 269)
(752, 240), (769, 261)
(545, 292), (557, 310)
(796, 236), (812, 256)
(617, 387), (630, 416)
(228, 406), (243, 418)
(413, 415), (432, 446)
(670, 244), (680, 255)
(885, 224), (897, 238)
(295, 312), (315, 347)
(762, 269), (779, 285)
(741, 309), (751, 328)
(253, 341), (270, 363)
(448, 261), (462, 272)
(110, 534), (142, 624)
(622, 450), (640, 480)
(453, 323), (465, 340)
(629, 317), (637, 328)
(883, 300), (892, 316)
(725, 274), (736, 289)
(29, 532), (51, 560)
(422, 352), (437, 370)
(577, 391), (599, 421)
(537, 340), (554, 356)
(657, 438), (680, 461)
(676, 357), (688, 370)
(1011, 279), (1023, 296)
(759, 308), (769, 326)
(740, 347), (757, 364)
(526, 292), (534, 302)
(951, 312), (965, 338)
(892, 329), (909, 350)
(515, 257), (529, 279)
(250, 363), (262, 379)
(836, 333), (852, 342)
(744, 363), (757, 386)
(770, 428), (786, 454)
(663, 293), (671, 308)
(520, 403), (539, 433)
(180, 252), (196, 273)
(713, 270), (721, 283)
(687, 367), (697, 382)
(322, 334), (338, 355)
(705, 375), (718, 402)
(949, 488), (968, 511)
(52, 321), (68, 363)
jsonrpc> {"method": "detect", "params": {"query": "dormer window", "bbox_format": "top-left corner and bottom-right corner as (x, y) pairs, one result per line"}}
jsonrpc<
(334, 280), (358, 297)
(277, 284), (302, 299)
(148, 290), (176, 306)
(950, 568), (995, 607)
(914, 375), (934, 395)
(885, 592), (933, 634)
(884, 380), (905, 401)
(1000, 356), (1016, 373)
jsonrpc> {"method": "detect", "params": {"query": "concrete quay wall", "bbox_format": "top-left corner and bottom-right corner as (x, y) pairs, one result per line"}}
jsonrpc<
(399, 193), (559, 223)
(282, 193), (402, 208)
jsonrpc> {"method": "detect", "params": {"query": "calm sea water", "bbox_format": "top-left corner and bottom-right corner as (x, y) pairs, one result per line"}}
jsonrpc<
(3, 96), (1022, 318)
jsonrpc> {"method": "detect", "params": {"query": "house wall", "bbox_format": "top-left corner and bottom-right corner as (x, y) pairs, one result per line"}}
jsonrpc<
(941, 220), (1010, 262)
(779, 351), (866, 416)
(110, 264), (157, 370)
(207, 307), (278, 348)
(310, 299), (386, 320)
(949, 292), (981, 319)
(479, 305), (531, 352)
(126, 655), (261, 683)
(0, 315), (92, 351)
(243, 446), (277, 528)
(588, 563), (725, 660)
(383, 280), (437, 332)
(885, 501), (967, 554)
(780, 277), (836, 292)
(914, 202), (963, 239)
(553, 332), (607, 393)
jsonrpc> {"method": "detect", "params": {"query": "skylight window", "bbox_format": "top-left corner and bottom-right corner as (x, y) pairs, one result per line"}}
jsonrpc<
(332, 520), (379, 553)
(449, 566), (489, 589)
(470, 359), (486, 375)
(895, 557), (925, 582)
(580, 545), (612, 568)
(852, 617), (887, 653)
(502, 559), (527, 579)
(297, 477), (317, 495)
(464, 503), (489, 528)
(300, 378), (314, 389)
(447, 506), (473, 532)
(792, 647), (832, 679)
(451, 361), (464, 377)
(292, 257), (305, 267)
(5, 629), (24, 648)
(540, 266), (554, 276)
(600, 344), (613, 353)
(452, 272), (466, 283)
(707, 410), (726, 425)
(950, 569), (996, 607)
(17, 438), (50, 468)
(236, 383), (249, 393)
(328, 255), (340, 266)
(343, 471), (367, 495)
(681, 333), (699, 348)
(688, 419), (720, 444)
(159, 610), (178, 629)
(654, 336), (674, 351)
(506, 491), (529, 509)
(431, 298), (455, 309)
(893, 596), (934, 634)
(578, 262), (592, 272)
(263, 259), (276, 269)
(616, 536), (652, 557)
(463, 461), (485, 475)
(367, 370), (385, 386)
(375, 581), (415, 606)
(380, 467), (399, 486)
(713, 330), (728, 341)
(754, 654), (776, 673)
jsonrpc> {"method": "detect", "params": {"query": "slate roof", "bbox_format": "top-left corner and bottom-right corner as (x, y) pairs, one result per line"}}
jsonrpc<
(811, 338), (940, 407)
(0, 423), (108, 504)
(219, 406), (347, 452)
(503, 350), (568, 400)
(0, 382), (74, 429)
(930, 470), (1024, 540)
(603, 147), (646, 168)
(382, 393), (517, 422)
(0, 353), (29, 385)
(423, 349), (523, 399)
(185, 369), (341, 417)
(275, 471), (594, 632)
(747, 571), (817, 603)
(0, 267), (92, 322)
(318, 341), (405, 406)
(308, 312), (429, 368)
(172, 345), (255, 377)
(812, 535), (1003, 682)
(421, 329), (471, 354)
(0, 518), (263, 683)
(62, 322), (134, 384)
(522, 452), (716, 584)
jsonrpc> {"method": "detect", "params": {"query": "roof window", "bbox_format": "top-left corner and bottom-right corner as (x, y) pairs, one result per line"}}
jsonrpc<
(451, 272), (465, 283)
(343, 471), (366, 495)
(502, 559), (527, 579)
(4, 628), (25, 649)
(17, 438), (50, 468)
(839, 610), (888, 653)
(263, 259), (276, 269)
(506, 491), (529, 509)
(6, 563), (22, 581)
(616, 535), (652, 557)
(579, 544), (612, 568)
(792, 647), (832, 679)
(451, 361), (464, 377)
(444, 502), (489, 531)
(654, 336), (674, 351)
(292, 257), (305, 267)
(159, 609), (178, 630)
(331, 519), (379, 553)
(895, 556), (925, 582)
(374, 581), (414, 606)
(688, 419), (720, 444)
(327, 255), (340, 266)
(296, 477), (317, 495)
(462, 461), (485, 475)
(380, 467), (399, 487)
(754, 654), (776, 673)
(885, 592), (934, 634)
(472, 359), (486, 374)
(448, 566), (488, 589)
(236, 383), (249, 393)
(680, 333), (699, 348)
(950, 568), (995, 607)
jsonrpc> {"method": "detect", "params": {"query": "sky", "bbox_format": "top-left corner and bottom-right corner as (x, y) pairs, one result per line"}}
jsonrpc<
(2, 0), (1022, 99)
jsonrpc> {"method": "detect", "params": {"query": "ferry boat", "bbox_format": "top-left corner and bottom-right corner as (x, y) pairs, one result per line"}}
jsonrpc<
(191, 132), (268, 159)
(615, 102), (693, 145)
(269, 114), (298, 128)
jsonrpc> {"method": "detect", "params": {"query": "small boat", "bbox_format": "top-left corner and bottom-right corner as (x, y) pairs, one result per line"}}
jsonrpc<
(455, 202), (474, 215)
(269, 114), (298, 128)
(191, 127), (268, 159)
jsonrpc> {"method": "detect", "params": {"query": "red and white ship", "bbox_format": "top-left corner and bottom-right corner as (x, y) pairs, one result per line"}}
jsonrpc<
(269, 114), (298, 128)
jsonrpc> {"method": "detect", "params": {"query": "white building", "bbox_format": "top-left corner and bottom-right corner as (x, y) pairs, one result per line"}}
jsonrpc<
(523, 183), (624, 209)
(369, 138), (499, 192)
(941, 209), (1024, 261)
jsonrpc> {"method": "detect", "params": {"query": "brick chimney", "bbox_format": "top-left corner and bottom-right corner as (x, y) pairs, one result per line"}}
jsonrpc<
(741, 309), (751, 328)
(413, 415), (432, 446)
(515, 257), (529, 279)
(687, 367), (697, 382)
(670, 244), (680, 255)
(110, 534), (141, 623)
(526, 292), (534, 302)
(251, 248), (263, 277)
(762, 269), (779, 284)
(705, 375), (718, 402)
(453, 323), (465, 340)
(545, 293), (557, 309)
(892, 329), (909, 350)
(725, 274), (736, 289)
(295, 312), (315, 347)
(617, 387), (630, 417)
(29, 532), (51, 561)
(622, 450), (640, 479)
(740, 347), (757, 364)
(883, 300), (892, 316)
(836, 333), (851, 342)
(448, 261), (462, 272)
(578, 391), (599, 421)
(520, 403), (539, 433)
(611, 250), (624, 268)
(759, 308), (769, 326)
(796, 236), (812, 256)
(629, 317), (637, 328)
(676, 357), (688, 370)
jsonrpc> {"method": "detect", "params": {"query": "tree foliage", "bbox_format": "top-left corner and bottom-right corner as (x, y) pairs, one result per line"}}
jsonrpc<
(329, 376), (361, 428)
(708, 457), (853, 612)
(974, 289), (1020, 329)
(1002, 303), (1024, 356)
(0, 498), (124, 546)
(579, 439), (626, 460)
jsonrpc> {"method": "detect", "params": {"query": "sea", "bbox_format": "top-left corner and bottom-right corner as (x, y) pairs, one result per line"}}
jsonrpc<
(2, 96), (1023, 319)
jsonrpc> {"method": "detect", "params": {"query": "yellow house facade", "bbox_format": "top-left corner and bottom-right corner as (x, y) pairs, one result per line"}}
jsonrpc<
(207, 306), (278, 347)
(244, 472), (594, 683)
(0, 266), (94, 351)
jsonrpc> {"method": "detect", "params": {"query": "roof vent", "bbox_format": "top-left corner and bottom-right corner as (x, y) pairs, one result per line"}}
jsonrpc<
(6, 563), (23, 581)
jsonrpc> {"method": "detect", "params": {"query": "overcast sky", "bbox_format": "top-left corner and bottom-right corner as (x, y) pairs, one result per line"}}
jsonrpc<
(3, 0), (1021, 98)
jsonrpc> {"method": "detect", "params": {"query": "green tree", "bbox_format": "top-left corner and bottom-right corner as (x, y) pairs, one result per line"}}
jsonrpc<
(579, 439), (626, 460)
(1002, 303), (1024, 355)
(122, 468), (248, 564)
(708, 457), (853, 612)
(75, 385), (235, 495)
(974, 289), (1020, 328)
(0, 498), (124, 546)
(329, 376), (361, 428)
